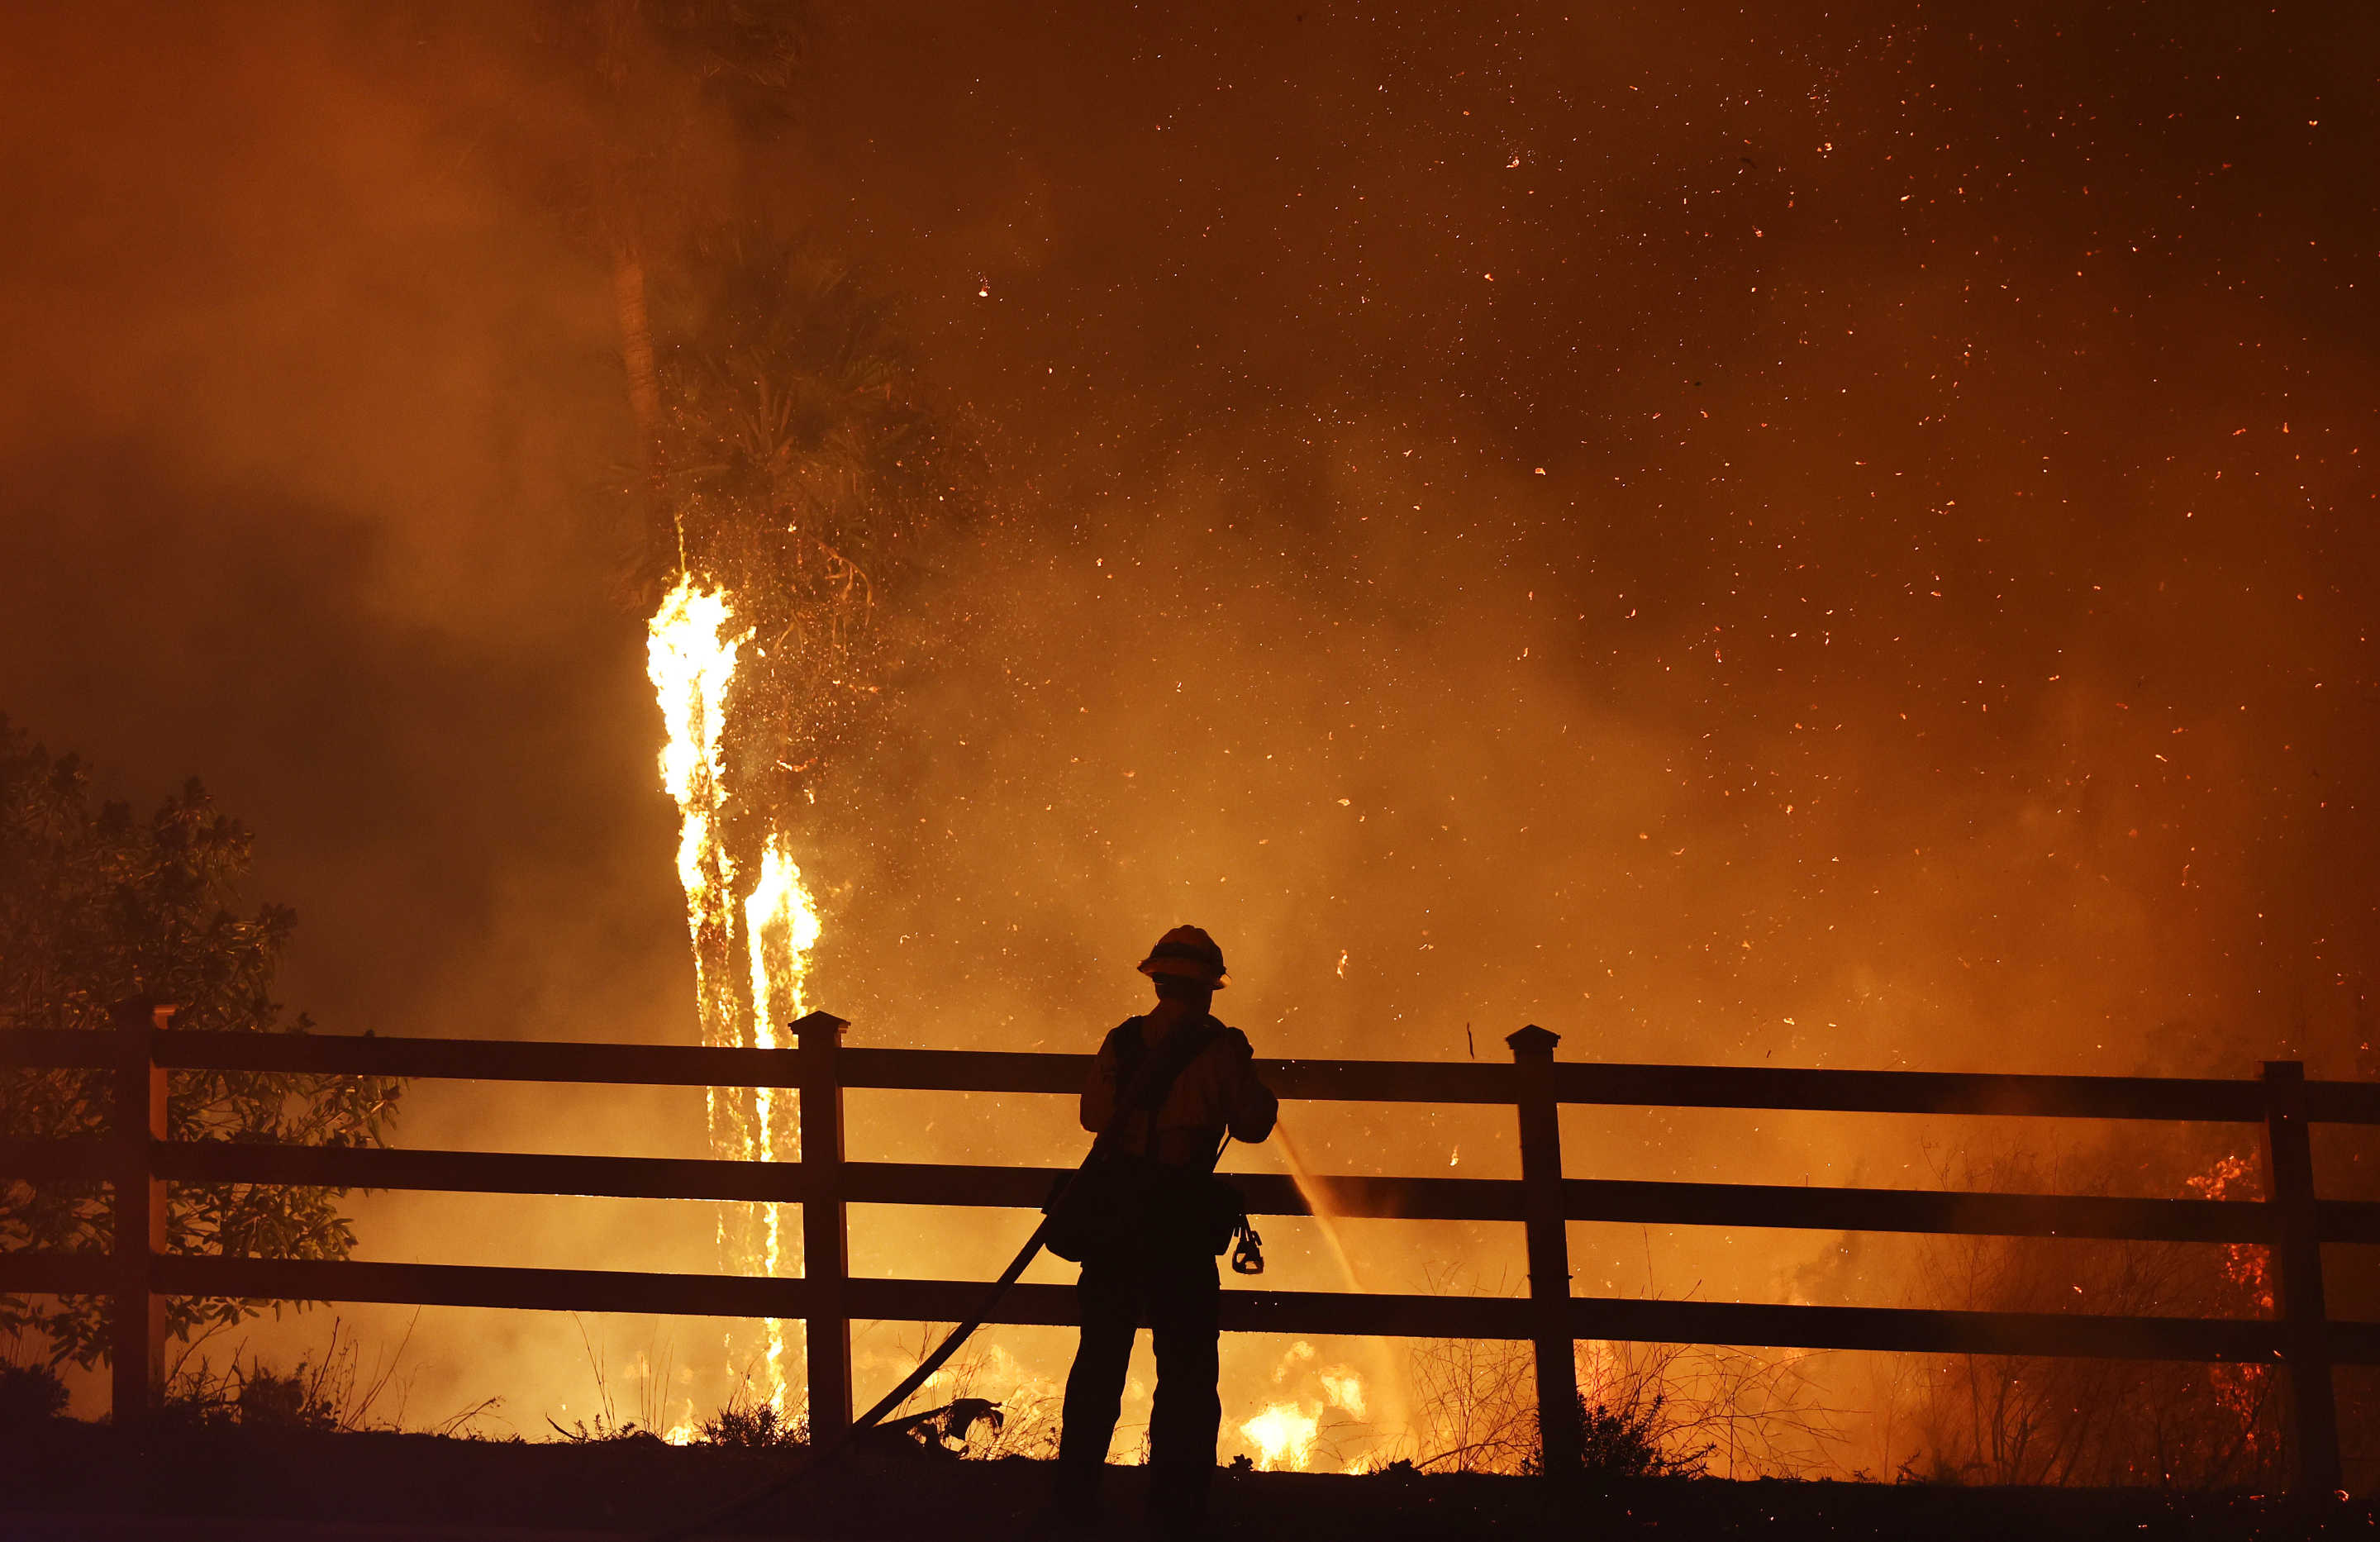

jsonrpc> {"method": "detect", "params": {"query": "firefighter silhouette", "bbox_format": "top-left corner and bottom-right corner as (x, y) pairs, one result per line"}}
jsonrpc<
(1048, 926), (1278, 1540)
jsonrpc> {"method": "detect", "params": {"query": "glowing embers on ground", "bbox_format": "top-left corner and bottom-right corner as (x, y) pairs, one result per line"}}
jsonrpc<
(647, 573), (826, 1414)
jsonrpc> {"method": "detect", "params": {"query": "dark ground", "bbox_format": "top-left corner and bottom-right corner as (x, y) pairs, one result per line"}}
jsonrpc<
(2, 1422), (2377, 1541)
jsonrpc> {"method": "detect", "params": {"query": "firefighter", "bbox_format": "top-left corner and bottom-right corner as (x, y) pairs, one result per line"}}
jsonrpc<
(1050, 926), (1278, 1539)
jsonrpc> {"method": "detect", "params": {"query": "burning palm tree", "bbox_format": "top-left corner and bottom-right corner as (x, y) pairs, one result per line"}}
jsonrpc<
(643, 221), (981, 1411)
(449, 0), (970, 1421)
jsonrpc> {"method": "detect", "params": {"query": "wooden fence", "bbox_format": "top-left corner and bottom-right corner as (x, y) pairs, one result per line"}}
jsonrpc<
(5, 1002), (2379, 1491)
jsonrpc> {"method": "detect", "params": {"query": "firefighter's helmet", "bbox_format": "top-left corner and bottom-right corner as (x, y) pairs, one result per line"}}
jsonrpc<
(1137, 925), (1228, 989)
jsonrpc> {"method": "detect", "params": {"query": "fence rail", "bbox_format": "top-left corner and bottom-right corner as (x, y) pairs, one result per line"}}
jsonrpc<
(3, 1005), (2376, 1492)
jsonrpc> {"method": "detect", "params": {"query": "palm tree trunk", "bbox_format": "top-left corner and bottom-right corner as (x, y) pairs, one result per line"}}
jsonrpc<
(612, 242), (674, 564)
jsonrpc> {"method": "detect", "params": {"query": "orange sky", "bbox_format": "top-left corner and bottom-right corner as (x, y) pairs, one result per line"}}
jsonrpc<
(2, 0), (2374, 1456)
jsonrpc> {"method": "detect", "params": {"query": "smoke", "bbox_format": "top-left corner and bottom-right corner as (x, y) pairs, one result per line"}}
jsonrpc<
(4, 0), (2376, 1467)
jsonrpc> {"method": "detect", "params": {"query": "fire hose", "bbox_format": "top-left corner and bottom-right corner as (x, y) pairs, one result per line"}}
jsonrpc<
(641, 1197), (1053, 1542)
(646, 1130), (1256, 1540)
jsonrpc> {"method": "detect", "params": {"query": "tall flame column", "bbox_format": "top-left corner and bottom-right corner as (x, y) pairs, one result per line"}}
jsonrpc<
(649, 574), (826, 1415)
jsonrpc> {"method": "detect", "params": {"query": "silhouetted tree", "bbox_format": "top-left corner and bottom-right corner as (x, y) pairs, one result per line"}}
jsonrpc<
(654, 221), (988, 813)
(0, 719), (400, 1368)
(437, 0), (990, 783)
(451, 0), (812, 558)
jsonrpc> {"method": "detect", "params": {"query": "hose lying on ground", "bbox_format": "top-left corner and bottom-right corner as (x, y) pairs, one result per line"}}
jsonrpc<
(645, 1210), (1056, 1542)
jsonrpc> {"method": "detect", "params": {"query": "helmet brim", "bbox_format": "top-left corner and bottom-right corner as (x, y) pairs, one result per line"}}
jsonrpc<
(1138, 956), (1228, 988)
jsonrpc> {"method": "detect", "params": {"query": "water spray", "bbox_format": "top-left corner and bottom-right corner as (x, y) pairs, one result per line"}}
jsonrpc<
(1269, 1113), (1411, 1463)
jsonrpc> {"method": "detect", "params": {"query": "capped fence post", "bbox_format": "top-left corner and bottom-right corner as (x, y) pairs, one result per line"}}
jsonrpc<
(109, 998), (174, 1430)
(2260, 1059), (2340, 1495)
(1507, 1024), (1581, 1476)
(796, 1010), (853, 1435)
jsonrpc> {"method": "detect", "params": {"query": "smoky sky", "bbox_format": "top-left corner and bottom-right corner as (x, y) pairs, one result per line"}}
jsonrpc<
(793, 0), (2380, 1082)
(4, 0), (2377, 1125)
(3, 0), (2378, 1441)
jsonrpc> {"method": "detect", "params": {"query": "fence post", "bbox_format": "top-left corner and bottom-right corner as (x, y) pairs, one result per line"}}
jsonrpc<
(796, 1010), (853, 1435)
(110, 998), (173, 1430)
(2260, 1059), (2340, 1495)
(1507, 1024), (1580, 1476)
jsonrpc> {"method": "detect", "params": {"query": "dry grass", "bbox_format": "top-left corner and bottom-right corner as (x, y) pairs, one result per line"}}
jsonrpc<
(1896, 1147), (2287, 1489)
(160, 1315), (423, 1433)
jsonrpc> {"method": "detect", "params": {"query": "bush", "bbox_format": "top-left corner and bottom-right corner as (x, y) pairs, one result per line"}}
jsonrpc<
(0, 722), (402, 1370)
(164, 1321), (412, 1433)
(236, 1364), (339, 1430)
(701, 1400), (804, 1449)
(0, 1359), (68, 1428)
(1904, 1147), (2288, 1488)
(1578, 1392), (1711, 1480)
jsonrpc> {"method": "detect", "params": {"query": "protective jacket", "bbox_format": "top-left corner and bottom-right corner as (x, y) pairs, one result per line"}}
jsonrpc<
(1079, 1008), (1278, 1169)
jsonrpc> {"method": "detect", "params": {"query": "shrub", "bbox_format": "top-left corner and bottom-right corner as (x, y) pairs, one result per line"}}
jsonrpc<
(701, 1400), (804, 1449)
(0, 723), (402, 1369)
(0, 1359), (68, 1428)
(1578, 1392), (1711, 1480)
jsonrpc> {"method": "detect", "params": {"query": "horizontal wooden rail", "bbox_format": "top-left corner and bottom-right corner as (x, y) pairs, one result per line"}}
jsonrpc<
(185, 1144), (816, 1205)
(165, 1031), (809, 1089)
(167, 1257), (814, 1318)
(1555, 1296), (2297, 1364)
(22, 1140), (2372, 1245)
(845, 1164), (1529, 1222)
(0, 1139), (819, 1203)
(0, 1251), (109, 1296)
(2325, 1198), (2380, 1245)
(9, 1250), (2376, 1368)
(1543, 1063), (2278, 1123)
(1559, 1177), (2282, 1245)
(2306, 1080), (2380, 1125)
(845, 1050), (1522, 1104)
(839, 1047), (1088, 1097)
(14, 1028), (2378, 1123)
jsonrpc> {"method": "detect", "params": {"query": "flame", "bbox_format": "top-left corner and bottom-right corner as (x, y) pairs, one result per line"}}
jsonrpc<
(2186, 1152), (2273, 1447)
(1240, 1401), (1321, 1470)
(2184, 1152), (2274, 1312)
(1319, 1365), (1368, 1421)
(648, 573), (826, 1415)
(745, 830), (825, 1040)
(744, 830), (823, 1405)
(663, 1399), (701, 1446)
(646, 575), (743, 1042)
